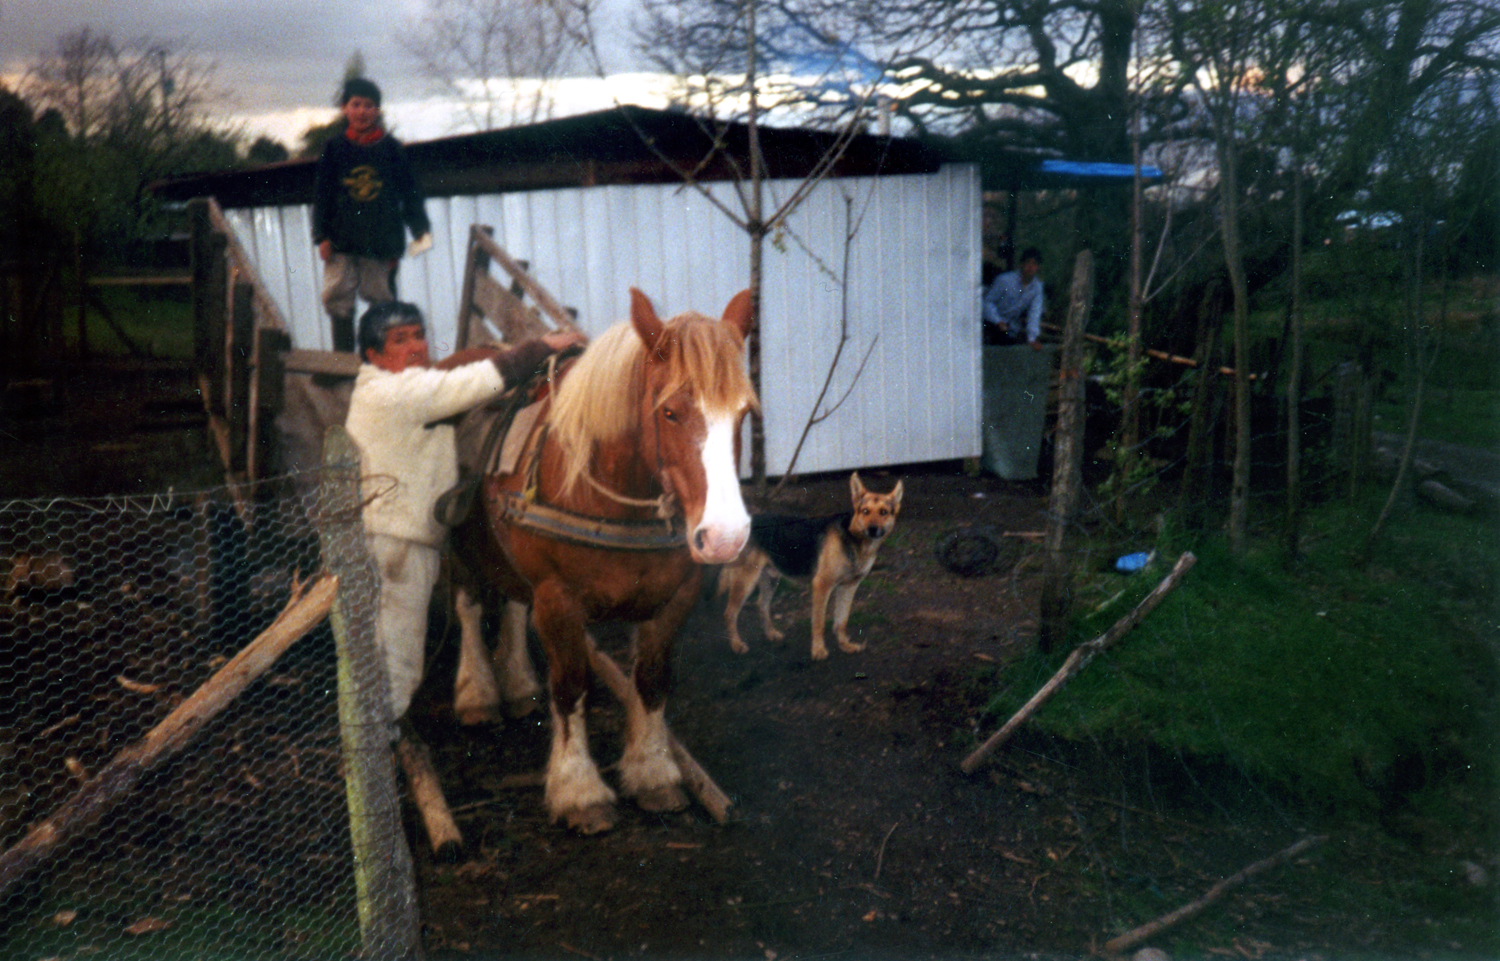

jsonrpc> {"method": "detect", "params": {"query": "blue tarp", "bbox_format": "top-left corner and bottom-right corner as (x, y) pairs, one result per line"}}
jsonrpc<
(1038, 159), (1164, 181)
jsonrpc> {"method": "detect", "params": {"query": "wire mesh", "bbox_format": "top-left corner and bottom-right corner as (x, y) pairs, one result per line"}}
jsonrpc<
(0, 464), (416, 960)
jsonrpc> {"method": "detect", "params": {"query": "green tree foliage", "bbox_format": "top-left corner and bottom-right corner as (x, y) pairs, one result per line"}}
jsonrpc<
(13, 28), (252, 266)
(246, 136), (292, 166)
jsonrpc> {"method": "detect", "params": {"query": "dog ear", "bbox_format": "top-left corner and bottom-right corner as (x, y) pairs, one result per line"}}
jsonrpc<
(850, 471), (865, 502)
(890, 479), (904, 511)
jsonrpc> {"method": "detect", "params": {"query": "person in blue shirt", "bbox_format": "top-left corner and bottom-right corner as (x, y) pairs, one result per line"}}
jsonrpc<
(981, 246), (1045, 349)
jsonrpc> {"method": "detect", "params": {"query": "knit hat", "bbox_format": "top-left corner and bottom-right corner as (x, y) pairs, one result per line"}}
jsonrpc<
(358, 301), (423, 357)
(340, 77), (382, 106)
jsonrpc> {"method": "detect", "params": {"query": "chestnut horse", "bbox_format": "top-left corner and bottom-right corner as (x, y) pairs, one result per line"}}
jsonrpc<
(474, 287), (756, 834)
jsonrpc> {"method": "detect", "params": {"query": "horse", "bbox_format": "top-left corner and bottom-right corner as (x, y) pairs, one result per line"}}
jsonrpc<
(468, 287), (757, 834)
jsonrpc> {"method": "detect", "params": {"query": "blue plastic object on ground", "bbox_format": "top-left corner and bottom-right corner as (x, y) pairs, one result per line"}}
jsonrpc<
(1115, 551), (1153, 573)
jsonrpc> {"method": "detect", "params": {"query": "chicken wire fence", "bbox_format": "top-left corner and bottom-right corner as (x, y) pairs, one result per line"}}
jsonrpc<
(0, 450), (420, 960)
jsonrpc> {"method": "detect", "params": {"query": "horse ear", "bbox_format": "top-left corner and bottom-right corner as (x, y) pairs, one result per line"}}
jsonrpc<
(721, 288), (754, 339)
(629, 287), (666, 356)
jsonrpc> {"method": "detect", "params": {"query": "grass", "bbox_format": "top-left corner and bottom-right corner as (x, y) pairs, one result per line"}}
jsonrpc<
(69, 282), (196, 360)
(980, 489), (1499, 956)
(984, 492), (1499, 818)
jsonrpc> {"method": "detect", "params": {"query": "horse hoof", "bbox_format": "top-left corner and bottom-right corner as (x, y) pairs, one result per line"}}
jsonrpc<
(635, 784), (689, 814)
(565, 802), (618, 835)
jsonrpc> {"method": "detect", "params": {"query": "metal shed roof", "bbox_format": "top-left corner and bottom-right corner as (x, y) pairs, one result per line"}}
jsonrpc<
(151, 104), (1153, 208)
(152, 105), (952, 208)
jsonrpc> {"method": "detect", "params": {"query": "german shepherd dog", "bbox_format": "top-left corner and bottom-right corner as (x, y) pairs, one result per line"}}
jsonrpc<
(720, 473), (903, 660)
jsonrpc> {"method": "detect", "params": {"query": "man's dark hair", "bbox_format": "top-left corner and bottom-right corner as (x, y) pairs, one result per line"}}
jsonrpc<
(1019, 246), (1043, 265)
(358, 301), (423, 357)
(340, 76), (382, 107)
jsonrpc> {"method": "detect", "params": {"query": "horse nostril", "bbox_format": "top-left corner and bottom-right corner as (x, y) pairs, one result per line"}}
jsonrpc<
(693, 528), (708, 553)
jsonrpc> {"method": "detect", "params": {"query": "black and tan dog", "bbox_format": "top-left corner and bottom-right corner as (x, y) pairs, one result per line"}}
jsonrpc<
(720, 472), (903, 660)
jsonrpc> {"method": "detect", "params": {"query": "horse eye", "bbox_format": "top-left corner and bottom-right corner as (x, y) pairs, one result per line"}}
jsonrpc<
(662, 407), (679, 422)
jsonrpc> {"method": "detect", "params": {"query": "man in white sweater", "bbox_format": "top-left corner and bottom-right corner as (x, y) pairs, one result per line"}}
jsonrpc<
(345, 300), (584, 722)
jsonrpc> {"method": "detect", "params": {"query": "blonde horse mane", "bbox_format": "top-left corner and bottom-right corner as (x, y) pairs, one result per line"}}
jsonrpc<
(546, 310), (759, 498)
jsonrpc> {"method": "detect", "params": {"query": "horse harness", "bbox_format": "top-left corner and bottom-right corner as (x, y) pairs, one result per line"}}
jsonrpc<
(436, 353), (688, 552)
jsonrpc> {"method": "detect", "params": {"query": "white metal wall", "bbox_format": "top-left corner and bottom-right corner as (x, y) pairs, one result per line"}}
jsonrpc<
(226, 164), (982, 477)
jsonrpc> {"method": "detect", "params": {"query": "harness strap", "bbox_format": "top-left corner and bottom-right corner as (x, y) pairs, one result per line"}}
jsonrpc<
(489, 488), (685, 551)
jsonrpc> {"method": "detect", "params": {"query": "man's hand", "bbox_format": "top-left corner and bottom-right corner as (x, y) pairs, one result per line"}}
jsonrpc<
(490, 330), (587, 385)
(542, 330), (588, 353)
(317, 239), (333, 262)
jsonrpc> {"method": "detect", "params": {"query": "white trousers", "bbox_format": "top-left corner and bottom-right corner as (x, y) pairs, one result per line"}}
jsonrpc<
(368, 533), (440, 720)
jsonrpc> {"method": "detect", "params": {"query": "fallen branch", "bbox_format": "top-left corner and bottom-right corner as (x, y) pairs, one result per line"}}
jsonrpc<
(395, 734), (464, 862)
(0, 574), (338, 903)
(962, 552), (1197, 773)
(1102, 835), (1326, 956)
(584, 641), (734, 824)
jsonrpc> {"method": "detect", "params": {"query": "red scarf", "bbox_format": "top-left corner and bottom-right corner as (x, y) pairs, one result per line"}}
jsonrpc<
(346, 124), (386, 146)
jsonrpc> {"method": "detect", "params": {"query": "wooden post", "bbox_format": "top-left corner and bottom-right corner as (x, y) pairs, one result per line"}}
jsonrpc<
(1038, 250), (1094, 653)
(0, 576), (337, 903)
(227, 282), (255, 475)
(318, 425), (423, 960)
(189, 199), (229, 415)
(455, 225), (495, 351)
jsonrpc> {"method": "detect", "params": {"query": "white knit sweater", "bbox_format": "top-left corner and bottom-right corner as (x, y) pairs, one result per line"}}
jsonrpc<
(346, 360), (506, 546)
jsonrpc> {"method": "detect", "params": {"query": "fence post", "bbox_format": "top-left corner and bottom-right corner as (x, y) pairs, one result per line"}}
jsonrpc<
(1038, 249), (1094, 653)
(318, 425), (422, 959)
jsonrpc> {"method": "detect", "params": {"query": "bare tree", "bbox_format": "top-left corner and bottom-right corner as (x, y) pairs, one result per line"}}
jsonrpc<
(401, 0), (592, 130)
(21, 28), (235, 260)
(590, 0), (885, 491)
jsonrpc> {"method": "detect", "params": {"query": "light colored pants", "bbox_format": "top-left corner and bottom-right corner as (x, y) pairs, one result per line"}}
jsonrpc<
(368, 533), (440, 720)
(321, 253), (395, 322)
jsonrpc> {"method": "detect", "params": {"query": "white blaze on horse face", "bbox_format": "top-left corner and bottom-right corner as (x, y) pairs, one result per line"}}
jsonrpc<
(691, 410), (750, 564)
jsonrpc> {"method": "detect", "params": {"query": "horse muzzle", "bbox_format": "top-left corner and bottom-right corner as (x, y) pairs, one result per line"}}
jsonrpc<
(689, 521), (749, 565)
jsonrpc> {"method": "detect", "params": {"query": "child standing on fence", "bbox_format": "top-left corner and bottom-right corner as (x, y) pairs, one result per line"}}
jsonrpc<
(344, 301), (585, 725)
(312, 77), (432, 353)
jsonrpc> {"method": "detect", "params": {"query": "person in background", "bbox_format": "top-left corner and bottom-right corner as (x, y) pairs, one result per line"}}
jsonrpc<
(344, 300), (585, 724)
(312, 77), (431, 352)
(982, 246), (1046, 349)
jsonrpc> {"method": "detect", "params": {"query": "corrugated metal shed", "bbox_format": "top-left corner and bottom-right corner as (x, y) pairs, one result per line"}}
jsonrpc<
(156, 107), (985, 477)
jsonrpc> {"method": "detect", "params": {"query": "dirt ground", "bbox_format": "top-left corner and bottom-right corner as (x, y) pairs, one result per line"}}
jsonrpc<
(3, 364), (1494, 961)
(401, 466), (1485, 961)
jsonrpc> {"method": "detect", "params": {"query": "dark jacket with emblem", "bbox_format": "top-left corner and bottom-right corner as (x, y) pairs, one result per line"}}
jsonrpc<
(311, 132), (431, 260)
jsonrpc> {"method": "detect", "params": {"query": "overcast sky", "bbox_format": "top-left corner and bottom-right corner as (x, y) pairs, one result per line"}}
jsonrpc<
(0, 0), (648, 146)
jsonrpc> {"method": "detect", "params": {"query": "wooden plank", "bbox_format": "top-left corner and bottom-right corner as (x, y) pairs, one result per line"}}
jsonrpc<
(282, 349), (361, 378)
(87, 276), (193, 287)
(205, 198), (287, 332)
(470, 230), (577, 331)
(473, 272), (551, 343)
(0, 577), (338, 906)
